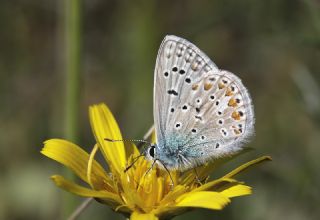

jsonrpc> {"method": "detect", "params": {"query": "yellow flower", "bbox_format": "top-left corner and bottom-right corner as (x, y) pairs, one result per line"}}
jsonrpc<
(41, 103), (271, 220)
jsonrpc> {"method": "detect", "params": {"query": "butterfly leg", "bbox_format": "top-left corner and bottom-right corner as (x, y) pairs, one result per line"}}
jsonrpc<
(193, 168), (203, 185)
(145, 159), (175, 190)
(144, 159), (157, 176)
(161, 161), (175, 190)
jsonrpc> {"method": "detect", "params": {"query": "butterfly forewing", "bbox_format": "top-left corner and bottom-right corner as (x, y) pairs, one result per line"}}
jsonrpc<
(153, 35), (254, 169)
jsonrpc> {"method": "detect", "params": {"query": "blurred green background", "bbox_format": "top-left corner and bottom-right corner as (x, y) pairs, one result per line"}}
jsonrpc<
(1, 0), (319, 219)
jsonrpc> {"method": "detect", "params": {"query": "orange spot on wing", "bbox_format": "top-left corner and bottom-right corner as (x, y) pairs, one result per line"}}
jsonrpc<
(234, 129), (240, 135)
(225, 87), (233, 96)
(218, 83), (225, 89)
(231, 111), (241, 120)
(204, 83), (213, 91)
(228, 98), (238, 107)
(192, 84), (199, 90)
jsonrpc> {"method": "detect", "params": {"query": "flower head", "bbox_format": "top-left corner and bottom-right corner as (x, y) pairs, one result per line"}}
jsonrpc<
(41, 103), (271, 219)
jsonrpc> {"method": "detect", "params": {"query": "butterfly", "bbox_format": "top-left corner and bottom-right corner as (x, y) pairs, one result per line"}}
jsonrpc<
(144, 35), (254, 171)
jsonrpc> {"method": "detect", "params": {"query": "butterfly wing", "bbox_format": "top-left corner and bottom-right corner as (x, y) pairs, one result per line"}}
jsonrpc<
(153, 35), (254, 170)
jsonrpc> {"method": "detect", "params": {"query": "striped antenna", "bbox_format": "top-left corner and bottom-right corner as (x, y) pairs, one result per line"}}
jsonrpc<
(104, 138), (151, 173)
(104, 138), (151, 144)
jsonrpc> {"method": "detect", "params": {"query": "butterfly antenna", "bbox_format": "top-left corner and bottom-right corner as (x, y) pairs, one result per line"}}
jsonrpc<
(105, 138), (151, 144)
(105, 138), (153, 173)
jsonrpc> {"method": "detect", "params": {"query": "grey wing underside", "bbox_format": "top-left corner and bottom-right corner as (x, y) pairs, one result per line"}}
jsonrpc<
(153, 35), (254, 168)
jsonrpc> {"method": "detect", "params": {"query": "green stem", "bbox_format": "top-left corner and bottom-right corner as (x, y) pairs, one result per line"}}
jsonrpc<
(64, 0), (82, 217)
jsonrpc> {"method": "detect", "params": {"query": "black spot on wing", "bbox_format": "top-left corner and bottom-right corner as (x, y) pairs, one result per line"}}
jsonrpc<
(185, 78), (191, 83)
(172, 67), (178, 72)
(195, 115), (202, 121)
(167, 89), (178, 96)
(179, 69), (185, 75)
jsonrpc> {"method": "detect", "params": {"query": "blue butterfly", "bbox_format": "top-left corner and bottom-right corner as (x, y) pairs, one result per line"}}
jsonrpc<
(144, 35), (254, 171)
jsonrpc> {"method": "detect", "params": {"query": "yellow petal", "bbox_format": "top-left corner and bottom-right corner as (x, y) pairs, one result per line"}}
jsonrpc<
(89, 103), (126, 173)
(193, 178), (238, 192)
(220, 184), (252, 198)
(119, 175), (144, 209)
(124, 142), (140, 161)
(87, 144), (99, 188)
(195, 178), (251, 198)
(152, 206), (188, 219)
(41, 139), (111, 190)
(175, 191), (230, 210)
(159, 185), (188, 207)
(51, 175), (123, 205)
(130, 212), (158, 220)
(223, 156), (272, 178)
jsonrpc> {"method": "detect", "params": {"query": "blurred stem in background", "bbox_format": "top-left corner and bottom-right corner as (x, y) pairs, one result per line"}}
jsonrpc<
(64, 0), (82, 218)
(303, 0), (320, 37)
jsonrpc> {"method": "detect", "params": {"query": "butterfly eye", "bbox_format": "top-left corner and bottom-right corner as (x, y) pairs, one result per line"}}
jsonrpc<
(149, 146), (155, 158)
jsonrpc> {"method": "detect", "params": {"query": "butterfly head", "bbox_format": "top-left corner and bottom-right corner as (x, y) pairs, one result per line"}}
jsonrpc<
(145, 144), (169, 168)
(144, 143), (182, 171)
(145, 144), (157, 160)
